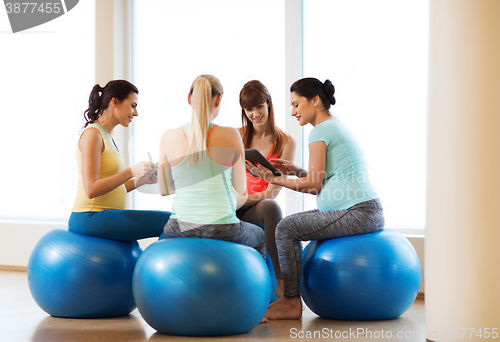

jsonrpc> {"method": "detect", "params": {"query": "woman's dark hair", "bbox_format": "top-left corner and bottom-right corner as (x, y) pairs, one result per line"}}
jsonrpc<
(239, 80), (285, 157)
(290, 77), (336, 110)
(83, 80), (139, 127)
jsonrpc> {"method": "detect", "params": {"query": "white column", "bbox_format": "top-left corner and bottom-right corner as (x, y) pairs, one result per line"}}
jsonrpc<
(95, 0), (132, 84)
(426, 1), (500, 341)
(95, 0), (134, 207)
(95, 0), (114, 85)
(285, 0), (304, 215)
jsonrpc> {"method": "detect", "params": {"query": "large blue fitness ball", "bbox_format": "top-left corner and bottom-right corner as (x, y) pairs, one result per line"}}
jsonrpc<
(27, 228), (142, 318)
(133, 238), (271, 336)
(301, 229), (421, 320)
(265, 250), (279, 303)
(159, 234), (278, 303)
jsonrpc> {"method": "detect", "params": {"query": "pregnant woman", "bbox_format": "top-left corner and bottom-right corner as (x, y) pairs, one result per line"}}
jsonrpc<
(69, 80), (171, 241)
(248, 77), (385, 319)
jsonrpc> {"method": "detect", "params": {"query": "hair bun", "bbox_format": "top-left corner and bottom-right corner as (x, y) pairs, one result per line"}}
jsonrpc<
(323, 80), (336, 105)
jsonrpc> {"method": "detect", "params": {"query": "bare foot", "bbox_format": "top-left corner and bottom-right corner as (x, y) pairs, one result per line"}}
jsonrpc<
(268, 299), (280, 309)
(268, 280), (285, 309)
(264, 298), (302, 320)
(268, 297), (287, 310)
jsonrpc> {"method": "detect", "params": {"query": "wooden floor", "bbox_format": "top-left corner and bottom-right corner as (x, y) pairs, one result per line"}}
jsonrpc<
(0, 270), (425, 342)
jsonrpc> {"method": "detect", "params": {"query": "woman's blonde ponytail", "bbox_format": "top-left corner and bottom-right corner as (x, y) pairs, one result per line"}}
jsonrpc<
(188, 75), (223, 164)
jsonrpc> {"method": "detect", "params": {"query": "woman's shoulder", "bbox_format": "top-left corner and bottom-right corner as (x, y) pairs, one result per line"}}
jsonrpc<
(276, 128), (296, 159)
(277, 128), (295, 145)
(323, 119), (354, 136)
(79, 124), (103, 141)
(209, 125), (242, 146)
(311, 118), (343, 133)
(212, 125), (240, 136)
(78, 124), (104, 152)
(162, 126), (186, 136)
(160, 126), (186, 144)
(311, 119), (357, 146)
(280, 129), (293, 140)
(81, 123), (100, 134)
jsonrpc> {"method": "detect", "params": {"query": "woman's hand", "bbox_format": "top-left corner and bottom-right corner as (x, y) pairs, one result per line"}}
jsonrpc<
(136, 171), (158, 186)
(131, 161), (156, 179)
(269, 158), (306, 177)
(245, 160), (277, 183)
(125, 163), (157, 191)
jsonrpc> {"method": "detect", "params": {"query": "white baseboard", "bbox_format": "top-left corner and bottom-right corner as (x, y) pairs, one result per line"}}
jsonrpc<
(0, 221), (63, 267)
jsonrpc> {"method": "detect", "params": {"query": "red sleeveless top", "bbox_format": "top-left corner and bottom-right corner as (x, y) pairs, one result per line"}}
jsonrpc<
(243, 130), (283, 195)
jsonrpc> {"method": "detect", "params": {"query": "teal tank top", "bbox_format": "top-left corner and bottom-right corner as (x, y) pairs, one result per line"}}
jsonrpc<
(170, 123), (240, 225)
(308, 119), (379, 211)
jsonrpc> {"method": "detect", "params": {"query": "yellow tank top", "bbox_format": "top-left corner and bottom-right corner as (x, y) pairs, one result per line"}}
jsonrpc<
(72, 124), (127, 212)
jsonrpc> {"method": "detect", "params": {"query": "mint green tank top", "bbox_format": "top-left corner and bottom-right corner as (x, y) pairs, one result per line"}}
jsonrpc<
(170, 123), (240, 225)
(308, 119), (379, 211)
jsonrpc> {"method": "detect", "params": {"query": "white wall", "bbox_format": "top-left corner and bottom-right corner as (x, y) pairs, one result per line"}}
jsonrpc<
(0, 222), (63, 268)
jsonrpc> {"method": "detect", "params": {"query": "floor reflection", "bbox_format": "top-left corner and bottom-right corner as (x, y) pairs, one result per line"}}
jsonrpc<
(32, 314), (147, 342)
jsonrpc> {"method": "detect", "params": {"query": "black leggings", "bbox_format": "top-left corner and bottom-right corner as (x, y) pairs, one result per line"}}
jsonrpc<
(237, 199), (283, 279)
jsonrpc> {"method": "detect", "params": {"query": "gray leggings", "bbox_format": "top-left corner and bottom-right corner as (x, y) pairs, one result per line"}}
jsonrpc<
(237, 199), (283, 279)
(276, 199), (385, 299)
(163, 218), (266, 259)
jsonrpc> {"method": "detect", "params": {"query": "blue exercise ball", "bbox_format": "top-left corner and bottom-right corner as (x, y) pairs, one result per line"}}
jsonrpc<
(265, 251), (279, 303)
(301, 229), (421, 320)
(27, 228), (142, 318)
(133, 238), (271, 336)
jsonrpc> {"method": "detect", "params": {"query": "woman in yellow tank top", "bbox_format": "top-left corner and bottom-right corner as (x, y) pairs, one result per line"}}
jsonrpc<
(69, 80), (171, 241)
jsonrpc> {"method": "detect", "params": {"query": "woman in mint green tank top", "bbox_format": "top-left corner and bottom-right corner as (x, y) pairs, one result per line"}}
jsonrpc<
(247, 78), (385, 320)
(158, 75), (265, 259)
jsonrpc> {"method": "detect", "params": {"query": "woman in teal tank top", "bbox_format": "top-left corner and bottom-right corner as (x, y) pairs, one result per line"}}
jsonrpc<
(247, 78), (385, 320)
(158, 75), (265, 259)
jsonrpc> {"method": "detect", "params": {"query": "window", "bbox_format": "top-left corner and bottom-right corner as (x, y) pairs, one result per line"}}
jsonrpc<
(132, 0), (286, 211)
(302, 0), (429, 229)
(0, 1), (95, 222)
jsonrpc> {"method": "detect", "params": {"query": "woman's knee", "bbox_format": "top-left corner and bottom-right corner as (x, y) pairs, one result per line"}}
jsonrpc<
(257, 199), (282, 216)
(275, 216), (297, 241)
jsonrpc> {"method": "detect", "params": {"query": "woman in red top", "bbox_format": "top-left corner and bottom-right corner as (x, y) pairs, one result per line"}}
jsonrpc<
(237, 80), (296, 299)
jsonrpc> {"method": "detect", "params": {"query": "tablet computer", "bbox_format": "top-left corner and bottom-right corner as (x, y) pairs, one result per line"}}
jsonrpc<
(245, 149), (281, 177)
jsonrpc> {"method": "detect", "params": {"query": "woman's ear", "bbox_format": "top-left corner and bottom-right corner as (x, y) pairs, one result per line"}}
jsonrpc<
(110, 97), (119, 108)
(313, 95), (320, 107)
(187, 93), (192, 105)
(214, 94), (222, 108)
